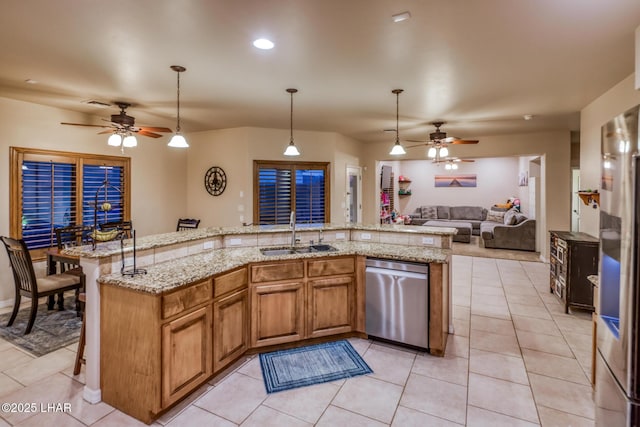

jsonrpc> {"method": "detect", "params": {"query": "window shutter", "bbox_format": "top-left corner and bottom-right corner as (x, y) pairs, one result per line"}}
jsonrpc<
(295, 169), (325, 224)
(21, 161), (76, 249)
(82, 165), (125, 227)
(258, 168), (292, 225)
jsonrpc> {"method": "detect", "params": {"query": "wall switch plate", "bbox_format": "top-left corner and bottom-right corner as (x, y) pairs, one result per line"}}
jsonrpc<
(422, 237), (434, 245)
(228, 238), (242, 246)
(336, 232), (346, 239)
(361, 233), (372, 240)
(203, 241), (214, 250)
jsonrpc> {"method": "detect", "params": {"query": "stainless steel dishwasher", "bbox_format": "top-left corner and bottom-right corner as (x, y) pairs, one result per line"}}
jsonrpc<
(365, 258), (429, 349)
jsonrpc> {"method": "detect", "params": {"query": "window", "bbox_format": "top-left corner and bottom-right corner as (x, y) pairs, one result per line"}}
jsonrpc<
(10, 147), (130, 257)
(253, 161), (330, 225)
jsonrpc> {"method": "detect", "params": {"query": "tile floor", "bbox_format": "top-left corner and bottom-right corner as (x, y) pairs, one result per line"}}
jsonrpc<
(0, 255), (596, 426)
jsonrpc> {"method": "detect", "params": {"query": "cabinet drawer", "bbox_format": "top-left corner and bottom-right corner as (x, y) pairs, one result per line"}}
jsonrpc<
(308, 257), (354, 277)
(214, 267), (248, 298)
(250, 261), (304, 283)
(162, 280), (212, 319)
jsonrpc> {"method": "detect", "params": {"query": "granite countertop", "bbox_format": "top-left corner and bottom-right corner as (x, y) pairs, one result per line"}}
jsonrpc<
(64, 223), (456, 259)
(98, 241), (450, 294)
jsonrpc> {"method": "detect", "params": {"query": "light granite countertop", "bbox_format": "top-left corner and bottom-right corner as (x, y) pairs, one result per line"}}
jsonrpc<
(64, 223), (456, 259)
(98, 241), (450, 294)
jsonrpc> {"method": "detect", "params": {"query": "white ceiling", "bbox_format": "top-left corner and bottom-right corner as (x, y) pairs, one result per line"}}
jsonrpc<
(2, 0), (639, 144)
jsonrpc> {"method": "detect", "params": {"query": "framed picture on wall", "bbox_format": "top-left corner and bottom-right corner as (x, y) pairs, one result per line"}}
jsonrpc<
(519, 172), (528, 186)
(435, 174), (477, 188)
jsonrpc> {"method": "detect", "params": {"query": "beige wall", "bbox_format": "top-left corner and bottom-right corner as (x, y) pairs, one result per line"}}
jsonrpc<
(185, 127), (363, 227)
(0, 97), (188, 305)
(579, 73), (640, 237)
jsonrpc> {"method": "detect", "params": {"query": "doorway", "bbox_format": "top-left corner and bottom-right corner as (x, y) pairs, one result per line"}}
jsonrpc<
(346, 166), (362, 223)
(571, 168), (580, 232)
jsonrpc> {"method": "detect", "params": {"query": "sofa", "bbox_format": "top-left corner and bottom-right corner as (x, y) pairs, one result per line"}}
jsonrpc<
(409, 205), (487, 236)
(480, 209), (536, 251)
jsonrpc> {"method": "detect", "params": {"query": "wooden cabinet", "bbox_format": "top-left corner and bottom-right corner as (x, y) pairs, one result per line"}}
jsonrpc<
(308, 276), (354, 338)
(549, 231), (598, 313)
(251, 281), (305, 347)
(213, 267), (249, 372)
(249, 256), (359, 347)
(161, 305), (212, 407)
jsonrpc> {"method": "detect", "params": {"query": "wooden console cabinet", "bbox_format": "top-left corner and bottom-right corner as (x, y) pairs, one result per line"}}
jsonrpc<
(549, 230), (598, 313)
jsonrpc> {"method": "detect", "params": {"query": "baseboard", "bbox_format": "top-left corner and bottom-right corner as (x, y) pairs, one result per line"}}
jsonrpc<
(83, 386), (102, 404)
(0, 298), (15, 309)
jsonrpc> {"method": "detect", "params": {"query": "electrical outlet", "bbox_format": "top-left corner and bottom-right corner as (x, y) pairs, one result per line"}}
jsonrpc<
(422, 237), (434, 245)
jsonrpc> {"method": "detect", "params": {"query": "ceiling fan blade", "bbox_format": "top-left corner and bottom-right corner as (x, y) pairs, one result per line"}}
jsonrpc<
(460, 159), (475, 162)
(137, 130), (162, 138)
(405, 139), (430, 144)
(139, 126), (173, 133)
(405, 143), (429, 149)
(97, 129), (116, 135)
(451, 139), (479, 144)
(61, 122), (111, 128)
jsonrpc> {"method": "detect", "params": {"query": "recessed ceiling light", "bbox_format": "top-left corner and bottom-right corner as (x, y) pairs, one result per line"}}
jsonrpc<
(253, 38), (274, 50)
(392, 11), (411, 23)
(523, 114), (534, 120)
(24, 79), (38, 84)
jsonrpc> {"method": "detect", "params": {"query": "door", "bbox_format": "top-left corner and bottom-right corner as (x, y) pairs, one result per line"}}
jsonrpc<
(346, 166), (362, 223)
(307, 276), (354, 338)
(213, 289), (248, 372)
(250, 282), (305, 347)
(161, 305), (212, 407)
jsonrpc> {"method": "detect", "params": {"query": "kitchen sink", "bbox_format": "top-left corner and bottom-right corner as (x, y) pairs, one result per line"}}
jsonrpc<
(259, 244), (337, 256)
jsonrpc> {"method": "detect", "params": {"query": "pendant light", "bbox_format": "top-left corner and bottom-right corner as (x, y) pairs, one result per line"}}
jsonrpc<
(168, 65), (189, 148)
(284, 88), (301, 156)
(389, 89), (406, 155)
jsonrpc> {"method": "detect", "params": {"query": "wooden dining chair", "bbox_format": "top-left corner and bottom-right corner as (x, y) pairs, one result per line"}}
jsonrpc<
(55, 225), (92, 272)
(1, 236), (85, 335)
(176, 218), (200, 231)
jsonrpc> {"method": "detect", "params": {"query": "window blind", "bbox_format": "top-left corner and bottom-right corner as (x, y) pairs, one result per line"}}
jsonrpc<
(258, 168), (292, 225)
(21, 161), (76, 249)
(295, 169), (325, 224)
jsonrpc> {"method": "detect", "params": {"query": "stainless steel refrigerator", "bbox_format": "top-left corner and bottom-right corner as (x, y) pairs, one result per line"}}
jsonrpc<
(596, 104), (640, 426)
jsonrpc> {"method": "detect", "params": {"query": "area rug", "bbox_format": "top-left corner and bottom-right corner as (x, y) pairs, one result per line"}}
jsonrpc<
(0, 298), (81, 357)
(259, 340), (372, 393)
(453, 236), (542, 262)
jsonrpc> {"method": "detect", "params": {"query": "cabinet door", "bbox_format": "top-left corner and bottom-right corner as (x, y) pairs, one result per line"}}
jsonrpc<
(161, 305), (212, 408)
(213, 289), (248, 372)
(251, 282), (305, 347)
(308, 276), (354, 338)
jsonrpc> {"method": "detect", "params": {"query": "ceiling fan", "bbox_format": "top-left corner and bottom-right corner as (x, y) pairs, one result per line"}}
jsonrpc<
(407, 122), (478, 148)
(436, 157), (475, 170)
(61, 102), (173, 138)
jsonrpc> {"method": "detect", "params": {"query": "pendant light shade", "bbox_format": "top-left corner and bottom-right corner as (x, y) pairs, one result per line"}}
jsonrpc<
(108, 133), (122, 147)
(284, 88), (300, 156)
(439, 146), (449, 157)
(168, 65), (189, 148)
(122, 134), (137, 147)
(389, 89), (406, 156)
(427, 147), (437, 158)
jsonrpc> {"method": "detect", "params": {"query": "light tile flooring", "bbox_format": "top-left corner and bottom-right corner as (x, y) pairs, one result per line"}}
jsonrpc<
(0, 255), (596, 426)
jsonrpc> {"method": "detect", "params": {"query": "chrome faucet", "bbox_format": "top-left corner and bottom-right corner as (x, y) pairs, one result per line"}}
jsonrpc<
(289, 211), (297, 248)
(318, 229), (323, 244)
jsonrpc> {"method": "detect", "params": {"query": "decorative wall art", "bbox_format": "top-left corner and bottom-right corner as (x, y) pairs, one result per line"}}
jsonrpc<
(518, 171), (529, 186)
(435, 174), (477, 188)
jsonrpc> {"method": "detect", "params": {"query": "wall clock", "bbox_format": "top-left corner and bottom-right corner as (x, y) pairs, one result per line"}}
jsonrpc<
(204, 166), (227, 196)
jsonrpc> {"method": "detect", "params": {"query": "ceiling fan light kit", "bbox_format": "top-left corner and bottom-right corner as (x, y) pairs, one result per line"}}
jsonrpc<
(107, 133), (122, 147)
(168, 65), (189, 148)
(284, 88), (301, 156)
(389, 89), (406, 156)
(122, 134), (137, 148)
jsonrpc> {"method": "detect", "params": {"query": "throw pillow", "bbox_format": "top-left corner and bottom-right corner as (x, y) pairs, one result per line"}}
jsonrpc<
(503, 210), (518, 225)
(514, 213), (528, 224)
(437, 206), (450, 219)
(420, 206), (437, 219)
(486, 209), (505, 223)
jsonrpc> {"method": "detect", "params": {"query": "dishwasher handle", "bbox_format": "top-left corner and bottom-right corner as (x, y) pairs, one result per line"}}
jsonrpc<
(365, 266), (428, 280)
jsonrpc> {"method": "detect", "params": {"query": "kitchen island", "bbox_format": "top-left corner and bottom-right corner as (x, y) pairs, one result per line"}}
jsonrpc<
(67, 223), (454, 423)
